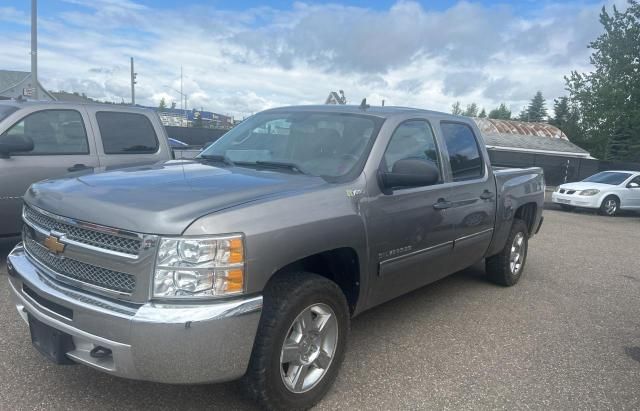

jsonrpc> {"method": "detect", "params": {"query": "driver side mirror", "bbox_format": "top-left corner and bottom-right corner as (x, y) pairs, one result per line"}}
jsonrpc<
(628, 182), (640, 189)
(0, 135), (34, 158)
(379, 158), (440, 191)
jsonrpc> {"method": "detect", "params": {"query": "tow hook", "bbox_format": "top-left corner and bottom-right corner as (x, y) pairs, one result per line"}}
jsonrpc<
(90, 346), (112, 359)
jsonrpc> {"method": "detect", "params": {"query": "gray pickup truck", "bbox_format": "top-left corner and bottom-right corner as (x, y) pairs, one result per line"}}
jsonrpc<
(7, 105), (544, 410)
(0, 100), (173, 237)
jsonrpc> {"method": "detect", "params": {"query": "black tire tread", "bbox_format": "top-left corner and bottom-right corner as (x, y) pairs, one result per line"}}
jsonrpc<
(243, 271), (349, 411)
(486, 219), (528, 287)
(598, 195), (620, 216)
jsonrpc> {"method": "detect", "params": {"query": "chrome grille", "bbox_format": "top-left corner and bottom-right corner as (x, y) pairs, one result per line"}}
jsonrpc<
(24, 235), (136, 294)
(24, 206), (141, 256)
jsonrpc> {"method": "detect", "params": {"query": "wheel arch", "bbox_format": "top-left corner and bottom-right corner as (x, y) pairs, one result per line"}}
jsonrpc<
(266, 247), (361, 315)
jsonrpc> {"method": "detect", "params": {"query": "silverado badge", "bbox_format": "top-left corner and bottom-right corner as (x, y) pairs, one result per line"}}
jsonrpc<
(43, 235), (65, 255)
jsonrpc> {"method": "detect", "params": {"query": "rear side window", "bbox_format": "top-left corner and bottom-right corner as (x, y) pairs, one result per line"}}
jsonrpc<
(440, 122), (484, 181)
(1, 109), (88, 155)
(96, 112), (158, 154)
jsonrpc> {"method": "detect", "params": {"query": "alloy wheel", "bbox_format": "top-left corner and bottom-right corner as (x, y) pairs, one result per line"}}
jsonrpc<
(509, 232), (525, 275)
(279, 303), (339, 393)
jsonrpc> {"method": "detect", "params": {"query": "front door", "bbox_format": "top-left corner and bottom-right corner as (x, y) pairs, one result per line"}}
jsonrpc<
(365, 119), (457, 307)
(0, 108), (98, 235)
(625, 175), (640, 209)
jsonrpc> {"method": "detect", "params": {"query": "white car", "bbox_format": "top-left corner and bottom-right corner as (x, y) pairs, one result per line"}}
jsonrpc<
(552, 170), (640, 216)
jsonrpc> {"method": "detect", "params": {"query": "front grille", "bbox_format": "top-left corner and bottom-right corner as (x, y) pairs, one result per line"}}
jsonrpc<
(24, 206), (141, 256)
(24, 235), (136, 294)
(566, 190), (576, 195)
(559, 189), (565, 194)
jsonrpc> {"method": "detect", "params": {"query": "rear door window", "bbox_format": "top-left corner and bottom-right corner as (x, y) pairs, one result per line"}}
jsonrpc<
(0, 109), (89, 155)
(440, 122), (484, 181)
(96, 112), (159, 154)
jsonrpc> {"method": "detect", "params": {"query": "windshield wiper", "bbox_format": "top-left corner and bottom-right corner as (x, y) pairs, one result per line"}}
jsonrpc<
(198, 154), (235, 166)
(243, 160), (308, 175)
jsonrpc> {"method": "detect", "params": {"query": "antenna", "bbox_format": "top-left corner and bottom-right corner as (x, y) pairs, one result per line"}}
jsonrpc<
(359, 98), (370, 110)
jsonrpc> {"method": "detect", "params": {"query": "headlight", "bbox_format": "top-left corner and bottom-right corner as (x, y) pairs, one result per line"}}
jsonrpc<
(153, 234), (244, 299)
(579, 189), (600, 196)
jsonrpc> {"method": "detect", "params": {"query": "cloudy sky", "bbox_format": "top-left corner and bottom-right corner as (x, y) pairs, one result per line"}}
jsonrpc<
(0, 0), (625, 118)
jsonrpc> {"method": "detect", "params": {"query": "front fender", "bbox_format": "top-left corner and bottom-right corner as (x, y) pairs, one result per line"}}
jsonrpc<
(183, 183), (369, 301)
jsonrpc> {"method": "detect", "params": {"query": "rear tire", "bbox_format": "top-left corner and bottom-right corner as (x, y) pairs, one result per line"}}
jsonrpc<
(486, 219), (529, 286)
(599, 196), (619, 216)
(244, 272), (349, 410)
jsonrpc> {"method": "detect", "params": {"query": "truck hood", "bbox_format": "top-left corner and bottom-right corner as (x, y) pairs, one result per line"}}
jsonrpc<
(25, 160), (327, 235)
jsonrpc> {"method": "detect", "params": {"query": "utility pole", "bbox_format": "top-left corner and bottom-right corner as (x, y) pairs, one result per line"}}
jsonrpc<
(31, 0), (38, 100)
(130, 57), (137, 105)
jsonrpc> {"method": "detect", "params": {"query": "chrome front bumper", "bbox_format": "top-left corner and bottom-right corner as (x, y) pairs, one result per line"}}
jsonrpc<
(6, 243), (263, 384)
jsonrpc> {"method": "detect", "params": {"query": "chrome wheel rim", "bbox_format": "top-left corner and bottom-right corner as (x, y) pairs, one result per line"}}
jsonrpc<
(604, 199), (617, 215)
(280, 303), (338, 393)
(509, 232), (525, 275)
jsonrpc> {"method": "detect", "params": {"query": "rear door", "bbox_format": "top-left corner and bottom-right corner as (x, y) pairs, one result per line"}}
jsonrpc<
(0, 106), (98, 235)
(88, 108), (170, 169)
(436, 121), (496, 272)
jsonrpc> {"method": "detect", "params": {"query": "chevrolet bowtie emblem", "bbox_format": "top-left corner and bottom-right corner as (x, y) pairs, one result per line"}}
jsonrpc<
(43, 235), (65, 254)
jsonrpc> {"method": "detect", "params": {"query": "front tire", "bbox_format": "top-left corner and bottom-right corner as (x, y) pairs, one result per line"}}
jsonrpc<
(599, 196), (619, 216)
(244, 272), (350, 410)
(486, 219), (529, 286)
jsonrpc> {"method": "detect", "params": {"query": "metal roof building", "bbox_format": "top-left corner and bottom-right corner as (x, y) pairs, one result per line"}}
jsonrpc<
(0, 70), (56, 101)
(473, 118), (591, 159)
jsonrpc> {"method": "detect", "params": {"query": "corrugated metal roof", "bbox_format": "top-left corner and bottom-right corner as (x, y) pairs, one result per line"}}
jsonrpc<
(0, 70), (30, 93)
(472, 117), (590, 157)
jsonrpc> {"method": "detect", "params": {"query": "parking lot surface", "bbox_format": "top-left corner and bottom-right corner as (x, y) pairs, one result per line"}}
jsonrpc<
(1, 209), (639, 410)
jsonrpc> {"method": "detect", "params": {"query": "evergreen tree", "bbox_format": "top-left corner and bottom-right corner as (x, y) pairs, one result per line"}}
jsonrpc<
(566, 1), (640, 160)
(478, 108), (487, 118)
(451, 101), (463, 115)
(525, 91), (548, 122)
(159, 97), (167, 110)
(488, 103), (511, 120)
(550, 97), (570, 128)
(463, 103), (479, 117)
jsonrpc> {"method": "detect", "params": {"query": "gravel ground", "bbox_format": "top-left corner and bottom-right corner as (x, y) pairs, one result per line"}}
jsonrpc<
(1, 209), (639, 410)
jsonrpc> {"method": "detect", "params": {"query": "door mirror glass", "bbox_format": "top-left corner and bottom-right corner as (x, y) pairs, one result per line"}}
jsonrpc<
(0, 135), (34, 158)
(629, 182), (640, 188)
(379, 158), (440, 189)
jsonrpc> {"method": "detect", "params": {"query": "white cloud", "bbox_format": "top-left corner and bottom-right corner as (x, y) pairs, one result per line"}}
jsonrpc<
(0, 0), (623, 118)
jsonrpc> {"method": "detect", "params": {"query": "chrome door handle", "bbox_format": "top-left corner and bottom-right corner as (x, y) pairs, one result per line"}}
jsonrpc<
(433, 199), (453, 210)
(480, 190), (495, 200)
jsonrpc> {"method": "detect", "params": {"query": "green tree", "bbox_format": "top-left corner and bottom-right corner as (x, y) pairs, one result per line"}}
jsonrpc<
(463, 103), (479, 117)
(523, 91), (548, 122)
(478, 108), (487, 118)
(192, 111), (204, 128)
(550, 97), (570, 128)
(488, 103), (511, 120)
(158, 97), (167, 110)
(566, 1), (640, 161)
(451, 101), (463, 115)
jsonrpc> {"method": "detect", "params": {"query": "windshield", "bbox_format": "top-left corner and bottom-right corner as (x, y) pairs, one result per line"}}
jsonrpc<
(199, 111), (383, 179)
(583, 171), (632, 185)
(0, 105), (18, 123)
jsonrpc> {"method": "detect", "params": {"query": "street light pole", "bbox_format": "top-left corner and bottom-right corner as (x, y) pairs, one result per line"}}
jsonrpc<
(31, 0), (38, 100)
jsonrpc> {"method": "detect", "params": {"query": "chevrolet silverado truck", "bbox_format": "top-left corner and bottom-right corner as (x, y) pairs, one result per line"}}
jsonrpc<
(7, 105), (544, 410)
(0, 100), (173, 238)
